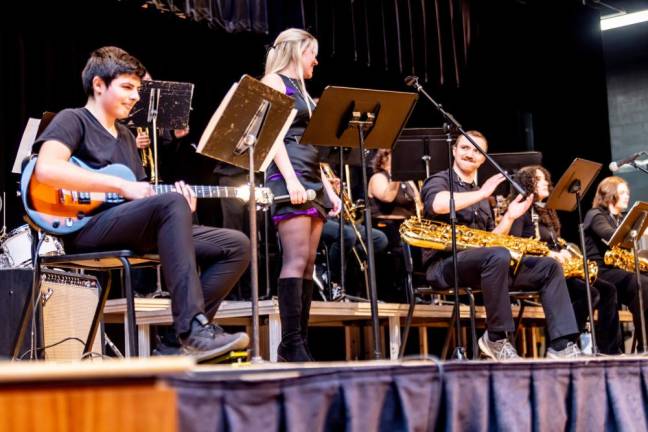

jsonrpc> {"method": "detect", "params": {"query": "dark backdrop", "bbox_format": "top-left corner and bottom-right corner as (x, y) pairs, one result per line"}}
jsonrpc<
(0, 0), (611, 243)
(603, 19), (648, 203)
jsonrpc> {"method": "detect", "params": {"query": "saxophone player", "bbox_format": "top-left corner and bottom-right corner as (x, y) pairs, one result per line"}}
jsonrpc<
(420, 131), (581, 360)
(509, 166), (621, 354)
(584, 176), (648, 351)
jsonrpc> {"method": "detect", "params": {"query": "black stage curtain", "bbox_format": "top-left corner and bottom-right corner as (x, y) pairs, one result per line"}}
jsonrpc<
(168, 358), (648, 431)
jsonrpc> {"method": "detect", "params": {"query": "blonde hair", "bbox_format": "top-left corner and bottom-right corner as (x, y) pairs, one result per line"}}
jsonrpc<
(265, 28), (318, 116)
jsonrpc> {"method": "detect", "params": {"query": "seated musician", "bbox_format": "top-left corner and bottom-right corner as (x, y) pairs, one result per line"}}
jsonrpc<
(420, 131), (581, 359)
(368, 149), (421, 298)
(32, 46), (250, 361)
(510, 166), (622, 354)
(584, 176), (648, 351)
(320, 170), (388, 297)
(368, 149), (420, 220)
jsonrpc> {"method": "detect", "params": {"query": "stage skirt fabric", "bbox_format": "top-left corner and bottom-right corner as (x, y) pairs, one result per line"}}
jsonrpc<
(167, 357), (648, 431)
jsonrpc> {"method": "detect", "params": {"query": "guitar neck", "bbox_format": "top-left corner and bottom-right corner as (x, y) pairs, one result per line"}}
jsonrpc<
(153, 184), (240, 199)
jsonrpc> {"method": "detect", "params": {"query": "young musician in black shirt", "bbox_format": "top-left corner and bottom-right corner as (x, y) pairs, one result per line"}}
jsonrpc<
(510, 166), (621, 354)
(585, 176), (648, 351)
(33, 46), (250, 362)
(420, 131), (581, 360)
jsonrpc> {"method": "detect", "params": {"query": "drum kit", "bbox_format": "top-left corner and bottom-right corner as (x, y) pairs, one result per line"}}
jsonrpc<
(0, 194), (64, 269)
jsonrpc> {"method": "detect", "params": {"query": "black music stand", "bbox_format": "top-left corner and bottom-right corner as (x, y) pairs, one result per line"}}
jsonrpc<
(127, 80), (194, 186)
(301, 86), (418, 359)
(197, 75), (296, 362)
(606, 201), (648, 352)
(547, 158), (602, 354)
(391, 127), (456, 181)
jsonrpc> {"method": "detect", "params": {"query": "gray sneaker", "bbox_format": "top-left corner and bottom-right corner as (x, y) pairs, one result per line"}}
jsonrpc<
(180, 316), (249, 363)
(478, 331), (521, 360)
(546, 341), (582, 359)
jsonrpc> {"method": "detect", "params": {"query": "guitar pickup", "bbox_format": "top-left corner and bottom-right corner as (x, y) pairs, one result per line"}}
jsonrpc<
(77, 192), (91, 204)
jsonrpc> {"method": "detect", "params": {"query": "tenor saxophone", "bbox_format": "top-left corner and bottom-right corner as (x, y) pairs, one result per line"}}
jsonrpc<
(604, 246), (648, 273)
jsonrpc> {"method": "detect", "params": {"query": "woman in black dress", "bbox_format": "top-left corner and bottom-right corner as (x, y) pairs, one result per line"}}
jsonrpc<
(262, 29), (341, 361)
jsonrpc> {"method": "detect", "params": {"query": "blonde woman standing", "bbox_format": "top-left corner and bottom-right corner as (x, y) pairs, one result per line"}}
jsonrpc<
(262, 28), (341, 362)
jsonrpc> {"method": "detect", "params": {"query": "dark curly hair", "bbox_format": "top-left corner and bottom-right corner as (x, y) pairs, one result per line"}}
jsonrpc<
(512, 165), (561, 235)
(371, 149), (391, 173)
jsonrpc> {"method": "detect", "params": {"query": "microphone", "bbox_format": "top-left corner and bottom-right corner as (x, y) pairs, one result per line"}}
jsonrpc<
(609, 151), (647, 172)
(404, 75), (421, 89)
(609, 158), (648, 174)
(272, 189), (317, 204)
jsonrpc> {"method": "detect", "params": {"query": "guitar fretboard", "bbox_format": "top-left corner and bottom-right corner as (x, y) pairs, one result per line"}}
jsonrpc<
(153, 185), (239, 199)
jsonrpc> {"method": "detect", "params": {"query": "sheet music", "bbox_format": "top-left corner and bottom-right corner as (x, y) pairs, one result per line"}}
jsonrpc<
(13, 118), (40, 174)
(196, 75), (296, 172)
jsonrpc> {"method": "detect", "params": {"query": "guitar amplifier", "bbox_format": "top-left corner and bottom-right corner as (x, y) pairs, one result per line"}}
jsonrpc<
(40, 270), (102, 360)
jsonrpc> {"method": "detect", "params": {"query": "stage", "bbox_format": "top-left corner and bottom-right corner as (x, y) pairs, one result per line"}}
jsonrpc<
(2, 356), (648, 431)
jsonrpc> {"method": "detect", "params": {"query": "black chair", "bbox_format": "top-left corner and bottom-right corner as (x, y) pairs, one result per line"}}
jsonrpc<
(400, 241), (542, 359)
(12, 233), (159, 360)
(400, 240), (480, 359)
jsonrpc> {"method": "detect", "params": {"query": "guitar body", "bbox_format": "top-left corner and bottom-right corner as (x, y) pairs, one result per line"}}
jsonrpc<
(21, 156), (134, 235)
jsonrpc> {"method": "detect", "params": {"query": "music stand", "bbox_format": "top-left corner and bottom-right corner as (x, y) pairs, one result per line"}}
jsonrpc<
(197, 75), (296, 362)
(546, 158), (602, 354)
(606, 201), (648, 352)
(391, 127), (456, 181)
(301, 86), (418, 359)
(127, 80), (194, 186)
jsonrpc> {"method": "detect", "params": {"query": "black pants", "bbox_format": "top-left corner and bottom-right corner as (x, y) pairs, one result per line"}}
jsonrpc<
(599, 266), (648, 350)
(66, 194), (250, 335)
(427, 247), (578, 341)
(567, 277), (621, 354)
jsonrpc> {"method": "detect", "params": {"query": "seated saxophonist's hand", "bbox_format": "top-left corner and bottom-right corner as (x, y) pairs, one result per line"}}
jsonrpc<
(548, 250), (567, 266)
(504, 193), (534, 221)
(136, 130), (151, 149)
(479, 173), (506, 199)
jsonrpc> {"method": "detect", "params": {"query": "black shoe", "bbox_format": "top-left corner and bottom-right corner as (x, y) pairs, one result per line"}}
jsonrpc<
(277, 341), (311, 362)
(180, 315), (249, 363)
(152, 341), (183, 356)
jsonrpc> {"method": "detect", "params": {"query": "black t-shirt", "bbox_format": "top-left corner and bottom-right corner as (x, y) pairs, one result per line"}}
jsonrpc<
(34, 107), (146, 181)
(420, 168), (495, 264)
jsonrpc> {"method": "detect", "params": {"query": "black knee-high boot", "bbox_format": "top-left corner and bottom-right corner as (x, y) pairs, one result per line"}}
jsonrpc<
(301, 279), (314, 360)
(277, 278), (311, 362)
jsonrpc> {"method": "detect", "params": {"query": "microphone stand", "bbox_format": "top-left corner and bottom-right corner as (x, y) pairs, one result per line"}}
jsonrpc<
(630, 161), (648, 175)
(405, 76), (527, 360)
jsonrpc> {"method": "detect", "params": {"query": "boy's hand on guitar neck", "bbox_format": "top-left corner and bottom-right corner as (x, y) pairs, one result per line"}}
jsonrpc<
(175, 181), (197, 213)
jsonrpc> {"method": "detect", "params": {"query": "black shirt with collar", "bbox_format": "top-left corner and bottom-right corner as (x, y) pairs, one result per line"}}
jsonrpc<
(420, 168), (495, 265)
(584, 207), (622, 266)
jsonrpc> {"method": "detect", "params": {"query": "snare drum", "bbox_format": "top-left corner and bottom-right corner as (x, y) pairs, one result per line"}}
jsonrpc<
(2, 225), (65, 267)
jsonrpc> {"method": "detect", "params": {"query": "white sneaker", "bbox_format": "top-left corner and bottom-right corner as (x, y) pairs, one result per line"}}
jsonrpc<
(478, 331), (521, 360)
(546, 341), (582, 359)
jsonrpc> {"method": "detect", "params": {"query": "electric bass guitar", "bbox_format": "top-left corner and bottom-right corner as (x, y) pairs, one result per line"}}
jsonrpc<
(21, 156), (273, 236)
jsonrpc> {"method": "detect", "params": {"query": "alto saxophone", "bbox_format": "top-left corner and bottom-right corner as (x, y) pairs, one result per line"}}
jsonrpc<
(604, 246), (648, 273)
(555, 239), (599, 282)
(400, 217), (597, 281)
